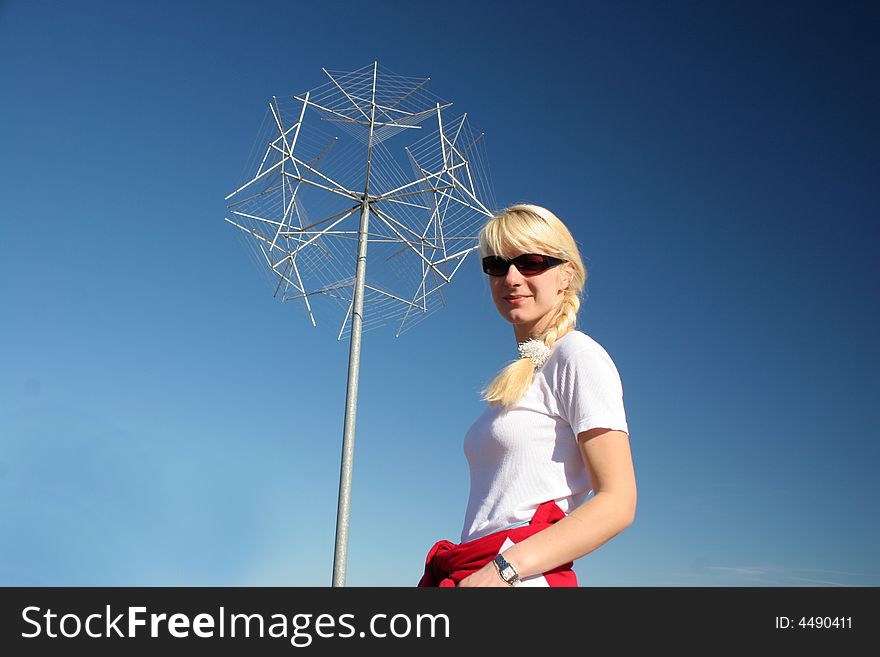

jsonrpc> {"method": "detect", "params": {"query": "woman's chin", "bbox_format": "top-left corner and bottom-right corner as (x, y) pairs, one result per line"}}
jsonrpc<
(505, 313), (536, 329)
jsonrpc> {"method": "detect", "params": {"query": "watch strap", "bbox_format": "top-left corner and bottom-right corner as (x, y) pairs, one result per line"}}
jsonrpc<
(493, 553), (521, 586)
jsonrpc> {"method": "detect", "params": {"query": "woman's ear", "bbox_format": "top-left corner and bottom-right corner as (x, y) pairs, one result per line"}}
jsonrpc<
(560, 263), (574, 291)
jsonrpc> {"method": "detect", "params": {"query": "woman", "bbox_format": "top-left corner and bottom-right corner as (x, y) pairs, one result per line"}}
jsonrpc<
(419, 204), (637, 587)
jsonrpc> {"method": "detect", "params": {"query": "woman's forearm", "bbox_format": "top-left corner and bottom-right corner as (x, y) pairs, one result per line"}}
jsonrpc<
(502, 492), (635, 580)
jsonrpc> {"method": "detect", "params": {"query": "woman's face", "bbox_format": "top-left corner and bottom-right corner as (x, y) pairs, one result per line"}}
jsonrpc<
(488, 251), (573, 342)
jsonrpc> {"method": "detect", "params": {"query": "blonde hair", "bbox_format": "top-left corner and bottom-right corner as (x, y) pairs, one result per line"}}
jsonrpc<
(479, 204), (587, 409)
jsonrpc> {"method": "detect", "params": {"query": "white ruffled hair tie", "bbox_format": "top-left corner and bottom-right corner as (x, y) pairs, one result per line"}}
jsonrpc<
(517, 338), (552, 370)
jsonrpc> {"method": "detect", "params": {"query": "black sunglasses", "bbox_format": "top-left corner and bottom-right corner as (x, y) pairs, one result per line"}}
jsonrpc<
(481, 253), (567, 277)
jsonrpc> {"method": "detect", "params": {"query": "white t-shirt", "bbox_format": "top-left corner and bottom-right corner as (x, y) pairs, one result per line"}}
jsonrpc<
(461, 330), (629, 543)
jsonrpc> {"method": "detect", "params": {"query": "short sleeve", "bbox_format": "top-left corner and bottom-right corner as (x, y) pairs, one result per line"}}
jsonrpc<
(555, 346), (629, 437)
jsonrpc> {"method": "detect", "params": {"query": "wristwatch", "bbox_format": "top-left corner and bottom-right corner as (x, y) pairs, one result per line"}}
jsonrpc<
(493, 554), (521, 586)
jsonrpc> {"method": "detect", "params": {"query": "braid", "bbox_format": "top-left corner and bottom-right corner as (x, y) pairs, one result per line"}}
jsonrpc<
(480, 358), (536, 409)
(540, 290), (580, 349)
(481, 290), (581, 409)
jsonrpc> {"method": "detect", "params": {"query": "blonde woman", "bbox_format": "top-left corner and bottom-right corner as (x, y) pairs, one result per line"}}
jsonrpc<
(418, 204), (637, 587)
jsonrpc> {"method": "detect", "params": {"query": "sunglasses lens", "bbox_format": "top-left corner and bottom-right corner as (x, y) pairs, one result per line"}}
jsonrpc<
(515, 254), (548, 274)
(482, 256), (509, 276)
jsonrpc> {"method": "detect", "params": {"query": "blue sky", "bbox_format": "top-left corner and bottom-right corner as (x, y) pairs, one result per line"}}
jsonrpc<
(1, 0), (877, 586)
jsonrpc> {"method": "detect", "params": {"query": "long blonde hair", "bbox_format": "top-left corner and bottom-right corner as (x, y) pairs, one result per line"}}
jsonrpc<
(480, 204), (587, 408)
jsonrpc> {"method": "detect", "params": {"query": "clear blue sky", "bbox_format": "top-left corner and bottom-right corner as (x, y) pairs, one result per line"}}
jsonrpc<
(1, 0), (877, 586)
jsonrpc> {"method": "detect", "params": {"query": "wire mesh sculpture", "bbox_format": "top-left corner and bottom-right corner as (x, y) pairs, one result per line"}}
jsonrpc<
(224, 62), (494, 585)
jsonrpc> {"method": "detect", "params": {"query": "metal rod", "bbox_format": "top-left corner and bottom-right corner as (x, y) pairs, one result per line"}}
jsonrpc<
(332, 60), (378, 588)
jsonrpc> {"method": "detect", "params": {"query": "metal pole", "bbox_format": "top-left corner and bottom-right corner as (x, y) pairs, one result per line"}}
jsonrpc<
(332, 61), (378, 587)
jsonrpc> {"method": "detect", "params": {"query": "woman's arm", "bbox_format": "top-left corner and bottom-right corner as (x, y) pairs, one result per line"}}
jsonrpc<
(458, 428), (636, 586)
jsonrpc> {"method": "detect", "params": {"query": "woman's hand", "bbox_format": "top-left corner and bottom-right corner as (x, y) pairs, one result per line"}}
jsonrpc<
(457, 560), (514, 587)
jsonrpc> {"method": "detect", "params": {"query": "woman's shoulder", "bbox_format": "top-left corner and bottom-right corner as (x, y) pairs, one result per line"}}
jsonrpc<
(546, 330), (625, 401)
(548, 330), (621, 377)
(553, 330), (610, 359)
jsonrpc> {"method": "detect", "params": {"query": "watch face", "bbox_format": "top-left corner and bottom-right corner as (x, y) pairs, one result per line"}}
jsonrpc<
(501, 566), (515, 580)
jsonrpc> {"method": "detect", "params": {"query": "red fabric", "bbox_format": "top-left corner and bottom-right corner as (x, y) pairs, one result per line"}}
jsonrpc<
(418, 500), (578, 587)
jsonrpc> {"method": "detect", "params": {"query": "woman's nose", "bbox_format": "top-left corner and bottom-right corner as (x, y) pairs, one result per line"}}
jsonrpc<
(504, 263), (524, 284)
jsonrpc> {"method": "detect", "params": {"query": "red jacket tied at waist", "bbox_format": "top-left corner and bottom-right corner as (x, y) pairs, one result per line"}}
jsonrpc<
(418, 500), (578, 587)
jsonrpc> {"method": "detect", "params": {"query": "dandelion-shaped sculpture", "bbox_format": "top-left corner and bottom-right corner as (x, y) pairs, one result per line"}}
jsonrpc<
(224, 62), (494, 586)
